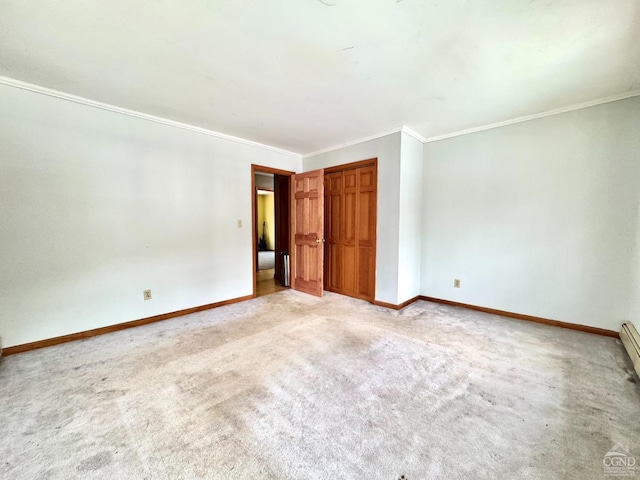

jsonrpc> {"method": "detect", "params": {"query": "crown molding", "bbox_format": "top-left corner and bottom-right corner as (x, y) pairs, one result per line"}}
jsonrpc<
(421, 90), (640, 144)
(0, 75), (301, 158)
(400, 126), (427, 143)
(303, 90), (640, 156)
(302, 126), (404, 158)
(4, 75), (637, 157)
(301, 125), (426, 158)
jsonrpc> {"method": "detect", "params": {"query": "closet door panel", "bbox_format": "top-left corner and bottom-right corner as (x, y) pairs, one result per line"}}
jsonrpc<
(323, 162), (376, 302)
(356, 166), (376, 301)
(357, 246), (373, 300)
(343, 182), (357, 297)
(324, 172), (342, 293)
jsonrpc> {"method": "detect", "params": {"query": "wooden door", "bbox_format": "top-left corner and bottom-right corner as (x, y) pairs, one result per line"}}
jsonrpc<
(323, 162), (377, 302)
(291, 169), (324, 296)
(324, 172), (343, 293)
(355, 166), (376, 301)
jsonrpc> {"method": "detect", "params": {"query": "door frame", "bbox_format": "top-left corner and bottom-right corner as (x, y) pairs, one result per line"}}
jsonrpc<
(323, 157), (377, 174)
(251, 164), (295, 298)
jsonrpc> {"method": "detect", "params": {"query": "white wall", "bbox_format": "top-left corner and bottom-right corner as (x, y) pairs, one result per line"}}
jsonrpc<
(630, 176), (640, 328)
(0, 84), (301, 348)
(255, 173), (274, 190)
(397, 132), (424, 303)
(303, 133), (402, 304)
(3, 80), (637, 348)
(421, 97), (640, 331)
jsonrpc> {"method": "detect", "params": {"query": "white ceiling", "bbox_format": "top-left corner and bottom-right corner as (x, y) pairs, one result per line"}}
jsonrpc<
(1, 0), (639, 154)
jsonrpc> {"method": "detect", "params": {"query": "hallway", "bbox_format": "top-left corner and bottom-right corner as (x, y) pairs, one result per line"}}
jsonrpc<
(256, 268), (287, 297)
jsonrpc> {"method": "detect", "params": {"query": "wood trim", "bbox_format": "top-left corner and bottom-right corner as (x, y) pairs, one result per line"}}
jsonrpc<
(5, 291), (617, 355)
(252, 165), (296, 176)
(374, 300), (399, 309)
(251, 164), (295, 298)
(251, 166), (257, 296)
(366, 164), (377, 303)
(2, 294), (254, 356)
(398, 296), (421, 309)
(373, 295), (421, 310)
(421, 296), (619, 338)
(324, 158), (377, 174)
(290, 174), (296, 292)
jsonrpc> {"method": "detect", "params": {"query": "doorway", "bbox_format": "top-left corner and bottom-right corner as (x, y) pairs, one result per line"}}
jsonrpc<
(251, 165), (294, 297)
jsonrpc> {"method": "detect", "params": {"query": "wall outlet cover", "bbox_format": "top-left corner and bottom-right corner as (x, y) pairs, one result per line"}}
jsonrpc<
(143, 289), (152, 300)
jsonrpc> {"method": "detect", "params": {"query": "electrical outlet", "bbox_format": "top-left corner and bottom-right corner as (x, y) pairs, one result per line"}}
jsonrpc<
(453, 279), (461, 288)
(143, 289), (152, 301)
(237, 219), (242, 228)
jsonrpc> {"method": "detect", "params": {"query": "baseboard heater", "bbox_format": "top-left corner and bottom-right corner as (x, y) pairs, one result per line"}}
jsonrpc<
(620, 322), (640, 377)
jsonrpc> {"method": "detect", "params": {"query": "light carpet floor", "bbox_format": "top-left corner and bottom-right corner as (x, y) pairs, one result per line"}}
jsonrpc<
(1, 291), (639, 479)
(258, 251), (275, 271)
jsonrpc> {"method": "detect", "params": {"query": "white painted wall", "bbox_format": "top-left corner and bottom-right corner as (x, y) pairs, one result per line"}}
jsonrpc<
(255, 173), (274, 190)
(2, 79), (637, 348)
(630, 174), (640, 328)
(397, 132), (424, 303)
(303, 133), (402, 304)
(0, 84), (301, 348)
(421, 97), (640, 331)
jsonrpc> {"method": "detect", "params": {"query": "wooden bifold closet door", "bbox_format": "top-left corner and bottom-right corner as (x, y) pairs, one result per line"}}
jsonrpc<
(324, 163), (377, 302)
